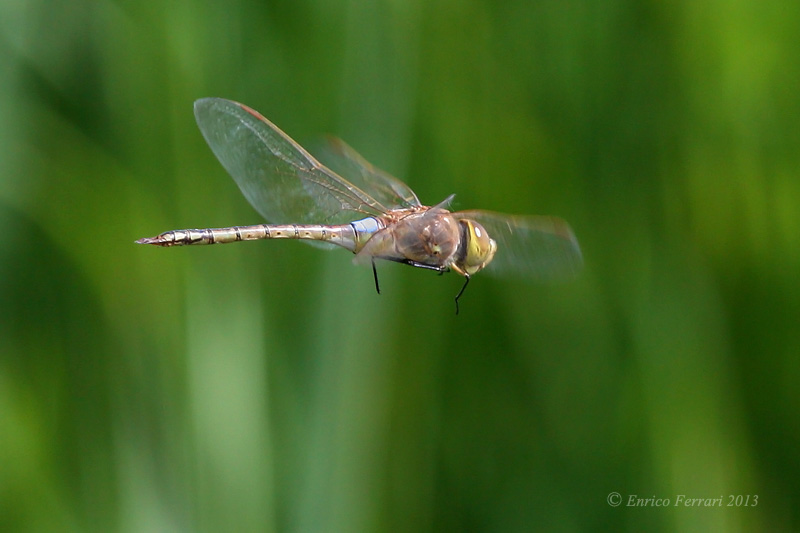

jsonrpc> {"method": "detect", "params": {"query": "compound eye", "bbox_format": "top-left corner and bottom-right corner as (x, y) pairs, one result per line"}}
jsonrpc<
(461, 220), (497, 275)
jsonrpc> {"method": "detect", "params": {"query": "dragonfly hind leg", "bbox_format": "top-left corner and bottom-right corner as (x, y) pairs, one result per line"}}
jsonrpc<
(372, 259), (380, 295)
(370, 257), (443, 296)
(370, 257), (467, 313)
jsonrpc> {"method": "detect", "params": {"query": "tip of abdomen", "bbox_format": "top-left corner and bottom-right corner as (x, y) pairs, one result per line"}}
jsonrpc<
(135, 234), (173, 246)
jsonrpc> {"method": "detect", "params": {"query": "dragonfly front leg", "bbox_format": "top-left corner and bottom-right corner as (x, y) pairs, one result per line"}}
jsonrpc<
(401, 259), (468, 315)
(371, 257), (465, 313)
(454, 275), (470, 315)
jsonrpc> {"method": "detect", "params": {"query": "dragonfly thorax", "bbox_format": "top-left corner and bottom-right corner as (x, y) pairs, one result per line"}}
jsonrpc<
(354, 207), (461, 270)
(388, 209), (461, 267)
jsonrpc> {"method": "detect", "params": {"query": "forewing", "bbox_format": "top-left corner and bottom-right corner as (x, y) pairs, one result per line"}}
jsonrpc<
(194, 98), (384, 224)
(314, 137), (421, 210)
(457, 210), (583, 279)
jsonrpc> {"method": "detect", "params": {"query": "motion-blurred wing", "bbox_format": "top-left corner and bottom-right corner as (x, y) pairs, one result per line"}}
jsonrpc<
(314, 137), (421, 210)
(456, 210), (583, 279)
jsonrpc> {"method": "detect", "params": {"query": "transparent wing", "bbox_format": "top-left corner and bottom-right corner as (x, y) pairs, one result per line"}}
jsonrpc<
(313, 137), (421, 209)
(194, 98), (388, 224)
(456, 210), (583, 279)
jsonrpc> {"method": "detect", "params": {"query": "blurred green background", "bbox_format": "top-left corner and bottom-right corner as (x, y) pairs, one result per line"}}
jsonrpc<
(1, 0), (798, 531)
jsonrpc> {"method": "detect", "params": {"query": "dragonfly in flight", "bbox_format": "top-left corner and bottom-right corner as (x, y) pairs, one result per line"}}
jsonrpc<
(137, 98), (582, 313)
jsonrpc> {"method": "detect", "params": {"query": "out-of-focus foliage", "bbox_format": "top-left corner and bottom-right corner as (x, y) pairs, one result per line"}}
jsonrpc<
(1, 1), (798, 531)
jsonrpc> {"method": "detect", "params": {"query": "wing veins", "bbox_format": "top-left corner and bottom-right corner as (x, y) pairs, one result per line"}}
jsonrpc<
(238, 113), (391, 216)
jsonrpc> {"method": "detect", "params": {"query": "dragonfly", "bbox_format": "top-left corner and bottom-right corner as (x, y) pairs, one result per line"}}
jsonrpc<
(137, 98), (582, 313)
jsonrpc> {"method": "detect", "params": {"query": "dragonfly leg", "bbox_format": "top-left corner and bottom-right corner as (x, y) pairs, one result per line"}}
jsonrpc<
(454, 275), (470, 315)
(381, 256), (448, 273)
(403, 260), (448, 273)
(372, 258), (380, 295)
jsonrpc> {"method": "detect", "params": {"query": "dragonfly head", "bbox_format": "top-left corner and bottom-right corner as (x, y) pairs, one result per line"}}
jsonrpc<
(459, 219), (497, 275)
